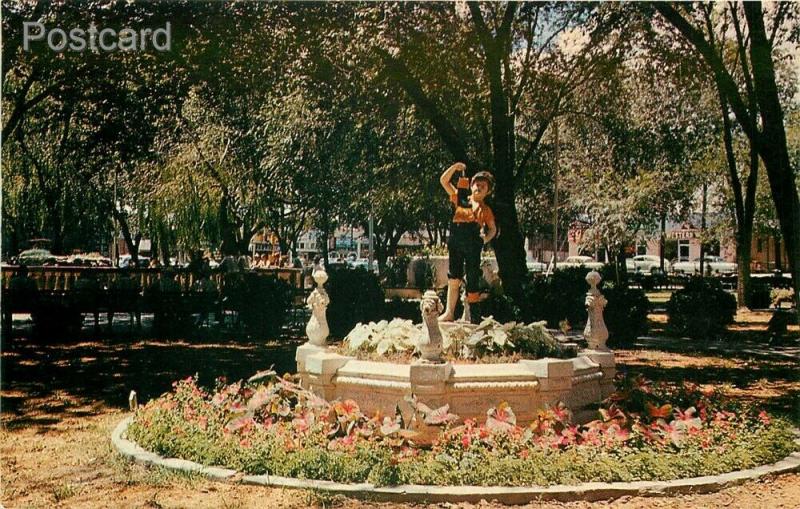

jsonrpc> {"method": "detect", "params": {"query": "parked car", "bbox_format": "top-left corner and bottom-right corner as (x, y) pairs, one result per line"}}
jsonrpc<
(558, 256), (604, 270)
(526, 260), (547, 273)
(118, 254), (150, 268)
(14, 248), (58, 266)
(672, 256), (737, 275)
(626, 255), (670, 274)
(349, 258), (378, 271)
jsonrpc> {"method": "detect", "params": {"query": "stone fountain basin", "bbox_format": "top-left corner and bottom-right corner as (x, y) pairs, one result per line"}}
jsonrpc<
(296, 342), (615, 424)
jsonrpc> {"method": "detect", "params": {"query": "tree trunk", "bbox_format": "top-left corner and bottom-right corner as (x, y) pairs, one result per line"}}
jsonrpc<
(654, 2), (800, 310)
(743, 2), (800, 310)
(718, 84), (758, 308)
(659, 213), (666, 272)
(374, 227), (397, 272)
(116, 211), (138, 266)
(491, 182), (528, 300)
(218, 198), (244, 256)
(699, 182), (708, 276)
(476, 4), (527, 301)
(736, 230), (753, 308)
(615, 247), (626, 286)
(375, 242), (389, 272)
(50, 206), (64, 255)
(158, 221), (172, 265)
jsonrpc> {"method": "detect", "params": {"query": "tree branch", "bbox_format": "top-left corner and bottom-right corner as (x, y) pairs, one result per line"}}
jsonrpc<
(376, 48), (471, 164)
(653, 3), (756, 140)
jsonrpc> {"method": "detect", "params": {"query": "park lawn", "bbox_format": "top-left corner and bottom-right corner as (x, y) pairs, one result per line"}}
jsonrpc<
(1, 310), (799, 508)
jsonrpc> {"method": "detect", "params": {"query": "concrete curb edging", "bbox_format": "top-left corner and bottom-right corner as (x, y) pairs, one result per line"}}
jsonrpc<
(112, 417), (800, 504)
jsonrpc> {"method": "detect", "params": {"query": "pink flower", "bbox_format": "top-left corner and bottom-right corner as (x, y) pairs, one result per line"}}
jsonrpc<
(292, 411), (314, 433)
(486, 402), (517, 433)
(599, 405), (627, 425)
(758, 410), (771, 426)
(225, 416), (255, 434)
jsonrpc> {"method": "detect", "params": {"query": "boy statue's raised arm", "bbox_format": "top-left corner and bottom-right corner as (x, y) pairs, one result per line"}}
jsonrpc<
(439, 161), (465, 196)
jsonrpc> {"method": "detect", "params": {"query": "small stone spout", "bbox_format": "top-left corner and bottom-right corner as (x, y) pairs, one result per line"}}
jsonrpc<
(419, 290), (444, 362)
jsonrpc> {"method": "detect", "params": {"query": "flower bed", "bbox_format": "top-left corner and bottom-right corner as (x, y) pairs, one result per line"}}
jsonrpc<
(126, 374), (797, 488)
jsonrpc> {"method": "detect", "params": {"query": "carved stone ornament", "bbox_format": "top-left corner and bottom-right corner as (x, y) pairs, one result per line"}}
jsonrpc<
(305, 268), (330, 346)
(418, 290), (444, 362)
(583, 270), (609, 351)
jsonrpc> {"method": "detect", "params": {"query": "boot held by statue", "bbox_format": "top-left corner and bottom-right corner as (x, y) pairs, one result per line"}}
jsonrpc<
(467, 292), (482, 324)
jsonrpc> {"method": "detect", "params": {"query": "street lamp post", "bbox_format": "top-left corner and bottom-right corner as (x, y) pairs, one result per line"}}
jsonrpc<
(368, 213), (374, 272)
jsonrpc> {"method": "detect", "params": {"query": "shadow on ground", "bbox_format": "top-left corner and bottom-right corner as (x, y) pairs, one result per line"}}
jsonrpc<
(1, 315), (304, 431)
(617, 349), (800, 425)
(3, 310), (798, 431)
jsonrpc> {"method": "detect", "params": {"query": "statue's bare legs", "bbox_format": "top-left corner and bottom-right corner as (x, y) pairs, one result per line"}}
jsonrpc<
(438, 278), (461, 322)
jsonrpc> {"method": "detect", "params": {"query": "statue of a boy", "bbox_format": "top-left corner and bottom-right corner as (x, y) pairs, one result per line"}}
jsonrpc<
(438, 162), (497, 323)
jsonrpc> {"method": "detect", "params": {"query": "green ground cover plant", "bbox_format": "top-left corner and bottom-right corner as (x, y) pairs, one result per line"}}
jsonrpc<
(126, 373), (797, 487)
(339, 316), (568, 361)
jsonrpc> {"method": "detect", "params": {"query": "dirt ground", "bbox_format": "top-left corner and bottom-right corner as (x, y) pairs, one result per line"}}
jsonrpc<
(2, 310), (798, 508)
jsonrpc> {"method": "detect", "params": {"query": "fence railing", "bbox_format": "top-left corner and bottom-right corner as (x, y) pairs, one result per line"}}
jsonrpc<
(1, 265), (306, 293)
(1, 265), (310, 337)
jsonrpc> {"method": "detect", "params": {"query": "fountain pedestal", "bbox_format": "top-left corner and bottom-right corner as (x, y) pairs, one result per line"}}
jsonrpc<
(297, 348), (613, 424)
(295, 266), (616, 424)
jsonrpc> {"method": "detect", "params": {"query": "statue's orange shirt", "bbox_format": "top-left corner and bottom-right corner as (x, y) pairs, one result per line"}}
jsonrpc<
(449, 192), (495, 227)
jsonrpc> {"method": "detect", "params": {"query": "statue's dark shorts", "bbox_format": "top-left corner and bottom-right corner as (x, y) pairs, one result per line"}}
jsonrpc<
(448, 222), (482, 302)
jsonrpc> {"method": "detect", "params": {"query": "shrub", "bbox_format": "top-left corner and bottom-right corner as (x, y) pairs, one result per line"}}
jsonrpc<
(747, 281), (772, 309)
(381, 255), (410, 288)
(326, 267), (385, 338)
(521, 268), (589, 328)
(481, 281), (521, 323)
(411, 257), (436, 290)
(230, 273), (292, 338)
(382, 298), (421, 323)
(667, 277), (736, 338)
(520, 268), (648, 345)
(604, 286), (650, 346)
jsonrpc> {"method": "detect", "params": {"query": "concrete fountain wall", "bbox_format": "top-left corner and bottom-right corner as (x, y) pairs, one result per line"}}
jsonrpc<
(297, 267), (614, 424)
(296, 344), (614, 423)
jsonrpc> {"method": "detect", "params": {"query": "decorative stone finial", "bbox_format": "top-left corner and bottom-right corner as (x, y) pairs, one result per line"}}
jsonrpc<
(306, 267), (330, 346)
(418, 290), (444, 362)
(583, 270), (609, 351)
